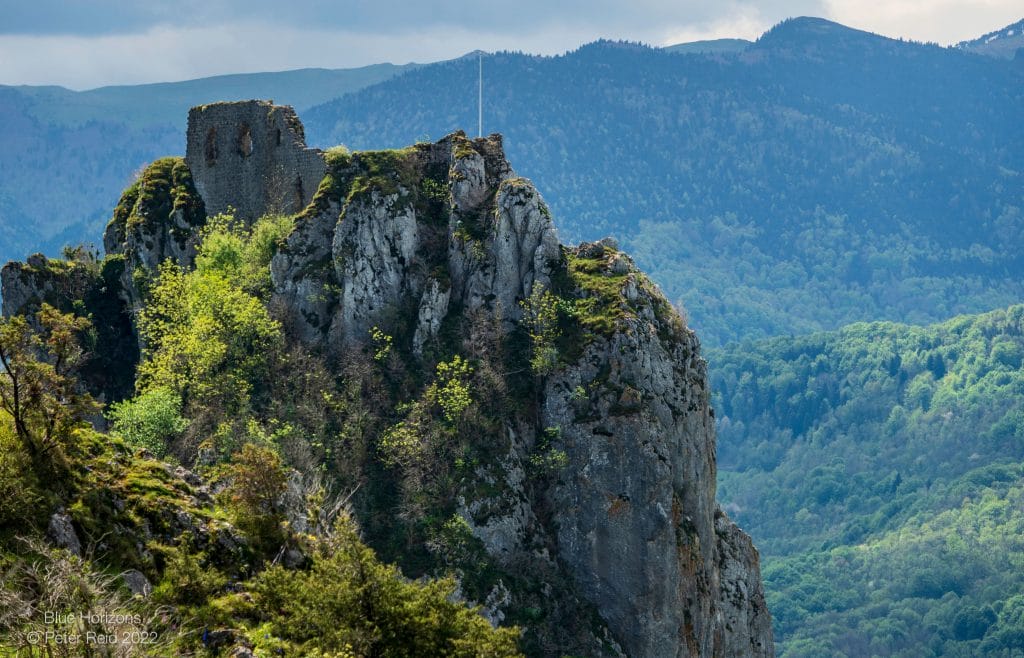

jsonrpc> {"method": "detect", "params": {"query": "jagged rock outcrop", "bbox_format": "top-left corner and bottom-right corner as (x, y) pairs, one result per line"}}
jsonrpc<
(1, 253), (93, 318)
(47, 508), (82, 556)
(1, 101), (772, 656)
(1, 252), (138, 403)
(270, 130), (559, 353)
(540, 248), (772, 655)
(102, 156), (207, 318)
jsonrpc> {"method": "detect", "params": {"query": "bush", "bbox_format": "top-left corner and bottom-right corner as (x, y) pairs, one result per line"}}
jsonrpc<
(251, 515), (521, 656)
(0, 417), (44, 529)
(221, 444), (289, 555)
(108, 387), (188, 457)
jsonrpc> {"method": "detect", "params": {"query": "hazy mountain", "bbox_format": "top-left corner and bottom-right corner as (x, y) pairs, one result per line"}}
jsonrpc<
(2, 15), (1022, 347)
(8, 64), (416, 130)
(957, 18), (1024, 59)
(304, 17), (1024, 345)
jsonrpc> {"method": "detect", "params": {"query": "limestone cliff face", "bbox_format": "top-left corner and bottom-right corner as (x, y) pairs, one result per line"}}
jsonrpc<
(540, 246), (772, 655)
(254, 103), (771, 655)
(1, 100), (773, 656)
(1, 252), (138, 403)
(101, 156), (207, 318)
(270, 131), (559, 354)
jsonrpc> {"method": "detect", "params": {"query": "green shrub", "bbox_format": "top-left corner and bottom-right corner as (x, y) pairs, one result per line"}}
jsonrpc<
(108, 387), (187, 457)
(221, 444), (289, 556)
(250, 515), (522, 656)
(0, 416), (45, 529)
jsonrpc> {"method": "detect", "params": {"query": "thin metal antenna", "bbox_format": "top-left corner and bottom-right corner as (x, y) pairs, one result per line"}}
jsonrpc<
(478, 52), (483, 138)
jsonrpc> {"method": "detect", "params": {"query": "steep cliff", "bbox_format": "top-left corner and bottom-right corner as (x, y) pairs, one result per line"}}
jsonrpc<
(260, 100), (771, 656)
(2, 100), (772, 657)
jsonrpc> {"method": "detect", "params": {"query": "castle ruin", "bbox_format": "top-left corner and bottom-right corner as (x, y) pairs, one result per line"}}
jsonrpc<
(184, 100), (327, 222)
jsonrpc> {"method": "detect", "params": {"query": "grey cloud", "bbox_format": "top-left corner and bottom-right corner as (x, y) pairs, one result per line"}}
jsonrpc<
(0, 0), (826, 36)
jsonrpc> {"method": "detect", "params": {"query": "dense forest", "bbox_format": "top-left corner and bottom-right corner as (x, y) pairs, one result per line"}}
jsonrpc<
(3, 15), (1024, 657)
(711, 306), (1024, 655)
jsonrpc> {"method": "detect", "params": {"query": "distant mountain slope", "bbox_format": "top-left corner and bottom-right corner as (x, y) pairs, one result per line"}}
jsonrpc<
(662, 38), (751, 54)
(10, 63), (417, 129)
(957, 18), (1024, 59)
(710, 305), (1024, 655)
(0, 63), (416, 266)
(304, 17), (1024, 346)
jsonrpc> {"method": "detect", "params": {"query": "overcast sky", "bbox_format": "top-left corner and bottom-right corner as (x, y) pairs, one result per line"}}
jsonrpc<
(0, 0), (1020, 89)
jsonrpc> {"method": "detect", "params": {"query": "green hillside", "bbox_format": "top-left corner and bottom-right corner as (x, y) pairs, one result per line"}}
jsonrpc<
(711, 305), (1024, 655)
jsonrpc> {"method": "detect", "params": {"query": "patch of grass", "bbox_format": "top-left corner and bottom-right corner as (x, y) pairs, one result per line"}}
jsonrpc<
(348, 148), (417, 204)
(451, 133), (477, 160)
(565, 251), (629, 336)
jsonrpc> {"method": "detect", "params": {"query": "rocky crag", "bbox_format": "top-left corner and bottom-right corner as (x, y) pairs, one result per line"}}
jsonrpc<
(2, 100), (772, 657)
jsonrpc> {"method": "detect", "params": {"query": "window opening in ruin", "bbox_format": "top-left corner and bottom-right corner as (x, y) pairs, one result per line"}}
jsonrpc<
(205, 127), (219, 166)
(238, 124), (253, 157)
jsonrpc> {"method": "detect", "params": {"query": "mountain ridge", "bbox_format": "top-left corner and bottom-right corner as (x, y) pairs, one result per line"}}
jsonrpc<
(3, 17), (1022, 352)
(957, 18), (1024, 59)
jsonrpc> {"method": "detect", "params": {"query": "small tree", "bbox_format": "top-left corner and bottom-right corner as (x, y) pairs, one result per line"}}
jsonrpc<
(0, 305), (99, 478)
(107, 386), (188, 457)
(222, 443), (289, 555)
(431, 356), (474, 424)
(519, 282), (561, 376)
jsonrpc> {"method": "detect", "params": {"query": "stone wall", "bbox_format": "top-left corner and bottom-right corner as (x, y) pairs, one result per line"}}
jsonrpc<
(185, 100), (326, 222)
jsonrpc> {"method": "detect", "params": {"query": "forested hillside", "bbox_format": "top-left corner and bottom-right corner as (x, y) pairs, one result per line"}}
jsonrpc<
(305, 17), (1024, 345)
(711, 305), (1024, 655)
(957, 18), (1024, 59)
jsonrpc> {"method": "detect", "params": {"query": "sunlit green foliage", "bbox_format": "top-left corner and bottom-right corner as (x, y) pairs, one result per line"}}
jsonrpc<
(107, 386), (187, 457)
(194, 213), (292, 295)
(137, 259), (281, 419)
(370, 325), (394, 362)
(431, 356), (474, 424)
(520, 283), (561, 376)
(135, 215), (289, 445)
(0, 304), (100, 480)
(248, 515), (522, 657)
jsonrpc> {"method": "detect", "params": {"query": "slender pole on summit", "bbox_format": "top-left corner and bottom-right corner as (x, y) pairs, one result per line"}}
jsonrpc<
(478, 52), (483, 138)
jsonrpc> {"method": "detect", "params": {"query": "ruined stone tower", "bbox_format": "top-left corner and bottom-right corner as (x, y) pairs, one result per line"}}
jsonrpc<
(185, 100), (327, 222)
